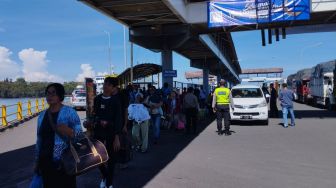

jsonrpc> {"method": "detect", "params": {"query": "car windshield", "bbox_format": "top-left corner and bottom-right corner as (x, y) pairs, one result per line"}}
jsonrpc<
(231, 88), (263, 98)
(76, 93), (86, 97)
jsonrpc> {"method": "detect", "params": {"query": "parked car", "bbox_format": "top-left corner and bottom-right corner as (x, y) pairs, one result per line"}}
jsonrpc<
(71, 90), (86, 110)
(230, 85), (269, 125)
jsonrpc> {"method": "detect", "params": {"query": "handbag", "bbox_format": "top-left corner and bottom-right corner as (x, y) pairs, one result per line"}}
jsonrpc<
(47, 110), (109, 176)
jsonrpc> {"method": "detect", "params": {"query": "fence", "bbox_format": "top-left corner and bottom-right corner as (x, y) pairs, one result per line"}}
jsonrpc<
(0, 98), (46, 129)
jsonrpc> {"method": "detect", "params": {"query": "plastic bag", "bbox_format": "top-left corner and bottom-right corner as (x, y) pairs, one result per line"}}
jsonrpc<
(29, 174), (43, 188)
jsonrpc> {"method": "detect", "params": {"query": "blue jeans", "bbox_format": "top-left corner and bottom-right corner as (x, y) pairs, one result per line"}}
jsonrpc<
(151, 114), (161, 140)
(282, 106), (295, 127)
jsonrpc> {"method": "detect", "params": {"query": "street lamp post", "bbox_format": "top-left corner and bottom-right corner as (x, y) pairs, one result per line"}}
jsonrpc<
(123, 26), (127, 70)
(104, 30), (112, 75)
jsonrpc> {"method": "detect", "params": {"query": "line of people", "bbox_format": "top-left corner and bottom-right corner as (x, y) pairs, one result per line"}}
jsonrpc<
(33, 78), (301, 187)
(32, 78), (211, 188)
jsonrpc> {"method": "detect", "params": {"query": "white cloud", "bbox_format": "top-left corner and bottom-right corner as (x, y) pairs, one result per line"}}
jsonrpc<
(18, 48), (63, 82)
(97, 71), (108, 76)
(0, 46), (21, 80)
(76, 64), (96, 82)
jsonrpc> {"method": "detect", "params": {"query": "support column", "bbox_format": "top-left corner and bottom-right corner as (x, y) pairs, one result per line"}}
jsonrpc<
(217, 74), (221, 86)
(161, 50), (173, 88)
(130, 42), (134, 84)
(203, 68), (209, 95)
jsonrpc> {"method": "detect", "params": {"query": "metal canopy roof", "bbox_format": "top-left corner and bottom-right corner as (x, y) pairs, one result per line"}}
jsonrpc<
(241, 68), (284, 74)
(117, 63), (161, 82)
(185, 71), (216, 79)
(80, 0), (181, 27)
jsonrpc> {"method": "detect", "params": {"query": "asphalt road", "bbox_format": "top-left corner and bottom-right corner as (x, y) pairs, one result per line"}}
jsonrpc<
(145, 102), (336, 188)
(0, 103), (335, 188)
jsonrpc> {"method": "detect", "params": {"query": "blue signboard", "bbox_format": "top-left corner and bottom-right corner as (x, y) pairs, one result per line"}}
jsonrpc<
(208, 0), (310, 27)
(163, 70), (177, 77)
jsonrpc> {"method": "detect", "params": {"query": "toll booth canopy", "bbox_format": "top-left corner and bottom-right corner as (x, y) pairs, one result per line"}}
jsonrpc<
(118, 63), (161, 87)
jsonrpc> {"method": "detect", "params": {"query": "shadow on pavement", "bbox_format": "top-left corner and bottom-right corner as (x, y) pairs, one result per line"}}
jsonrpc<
(0, 117), (215, 188)
(293, 110), (336, 119)
(230, 120), (268, 126)
(272, 109), (336, 119)
(79, 117), (215, 188)
(0, 145), (35, 188)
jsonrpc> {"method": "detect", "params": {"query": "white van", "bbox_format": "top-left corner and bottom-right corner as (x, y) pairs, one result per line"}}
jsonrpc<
(230, 85), (269, 125)
(71, 87), (86, 110)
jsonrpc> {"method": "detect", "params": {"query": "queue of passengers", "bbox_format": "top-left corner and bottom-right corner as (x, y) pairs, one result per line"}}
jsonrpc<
(31, 78), (212, 188)
(32, 77), (300, 188)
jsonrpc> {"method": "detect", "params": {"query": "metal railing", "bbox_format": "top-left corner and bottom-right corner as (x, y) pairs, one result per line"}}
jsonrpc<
(0, 98), (46, 129)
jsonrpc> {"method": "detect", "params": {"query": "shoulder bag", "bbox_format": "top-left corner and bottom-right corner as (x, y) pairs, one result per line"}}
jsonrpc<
(47, 110), (109, 176)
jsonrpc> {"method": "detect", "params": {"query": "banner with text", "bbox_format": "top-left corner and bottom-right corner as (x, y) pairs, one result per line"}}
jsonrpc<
(208, 0), (310, 27)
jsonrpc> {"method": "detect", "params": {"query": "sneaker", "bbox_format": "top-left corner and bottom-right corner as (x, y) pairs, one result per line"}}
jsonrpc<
(283, 125), (288, 128)
(290, 123), (295, 127)
(108, 186), (113, 188)
(224, 130), (231, 136)
(100, 179), (106, 188)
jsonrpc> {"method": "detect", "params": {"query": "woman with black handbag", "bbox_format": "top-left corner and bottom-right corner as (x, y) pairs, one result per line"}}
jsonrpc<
(34, 83), (83, 188)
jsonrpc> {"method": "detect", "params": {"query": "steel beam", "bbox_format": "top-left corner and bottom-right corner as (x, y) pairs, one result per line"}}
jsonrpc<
(199, 34), (239, 80)
(99, 0), (161, 8)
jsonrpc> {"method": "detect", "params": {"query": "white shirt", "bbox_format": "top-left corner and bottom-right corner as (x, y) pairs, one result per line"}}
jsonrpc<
(128, 103), (150, 123)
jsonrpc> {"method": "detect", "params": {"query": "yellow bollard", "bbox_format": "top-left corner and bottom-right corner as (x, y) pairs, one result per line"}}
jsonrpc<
(28, 100), (32, 116)
(1, 105), (7, 127)
(35, 99), (39, 113)
(42, 98), (45, 110)
(17, 102), (23, 121)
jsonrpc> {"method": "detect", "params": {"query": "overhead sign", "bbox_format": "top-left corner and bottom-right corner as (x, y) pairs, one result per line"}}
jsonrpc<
(163, 70), (177, 77)
(208, 0), (310, 27)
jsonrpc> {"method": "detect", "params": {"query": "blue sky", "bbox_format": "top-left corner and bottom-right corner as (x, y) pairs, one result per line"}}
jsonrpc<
(0, 0), (335, 83)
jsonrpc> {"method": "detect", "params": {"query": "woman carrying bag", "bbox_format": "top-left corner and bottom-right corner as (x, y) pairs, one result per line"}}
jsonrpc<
(33, 83), (83, 188)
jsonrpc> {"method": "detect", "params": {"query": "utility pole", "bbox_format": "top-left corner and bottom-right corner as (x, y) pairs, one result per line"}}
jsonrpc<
(104, 30), (112, 75)
(123, 26), (127, 70)
(130, 42), (134, 84)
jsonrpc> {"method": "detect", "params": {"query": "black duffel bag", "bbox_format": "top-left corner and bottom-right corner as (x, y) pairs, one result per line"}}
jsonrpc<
(48, 111), (108, 176)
